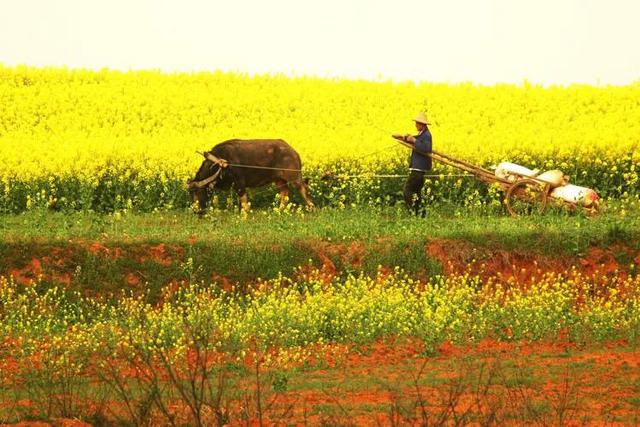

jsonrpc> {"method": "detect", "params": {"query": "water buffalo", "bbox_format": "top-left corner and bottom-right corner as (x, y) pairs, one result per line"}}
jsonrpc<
(187, 139), (314, 214)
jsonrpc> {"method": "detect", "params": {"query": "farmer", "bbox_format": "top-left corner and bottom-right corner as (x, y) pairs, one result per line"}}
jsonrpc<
(393, 112), (432, 216)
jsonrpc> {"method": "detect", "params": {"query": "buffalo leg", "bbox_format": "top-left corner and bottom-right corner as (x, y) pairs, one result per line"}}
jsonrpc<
(276, 179), (290, 209)
(237, 190), (250, 213)
(294, 180), (314, 209)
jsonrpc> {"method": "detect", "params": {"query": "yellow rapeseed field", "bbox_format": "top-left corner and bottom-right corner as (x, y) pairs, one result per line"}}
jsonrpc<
(1, 65), (638, 211)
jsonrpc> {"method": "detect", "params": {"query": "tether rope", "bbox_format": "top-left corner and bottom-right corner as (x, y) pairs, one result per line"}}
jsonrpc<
(225, 164), (474, 179)
(326, 173), (474, 179)
(194, 131), (479, 190)
(223, 145), (395, 173)
(226, 163), (303, 172)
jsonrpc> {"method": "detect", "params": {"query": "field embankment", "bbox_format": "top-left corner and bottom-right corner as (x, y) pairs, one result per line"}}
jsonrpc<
(1, 207), (639, 299)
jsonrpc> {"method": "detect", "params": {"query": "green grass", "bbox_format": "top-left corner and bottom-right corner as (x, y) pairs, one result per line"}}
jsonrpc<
(1, 203), (637, 248)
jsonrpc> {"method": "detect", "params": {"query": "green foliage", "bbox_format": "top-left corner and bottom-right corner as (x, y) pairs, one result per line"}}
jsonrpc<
(1, 65), (639, 213)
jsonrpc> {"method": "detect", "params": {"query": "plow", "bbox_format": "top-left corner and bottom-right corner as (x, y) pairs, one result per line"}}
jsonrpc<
(395, 140), (600, 216)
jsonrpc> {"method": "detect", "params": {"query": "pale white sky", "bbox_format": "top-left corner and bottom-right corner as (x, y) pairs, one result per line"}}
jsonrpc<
(1, 0), (639, 85)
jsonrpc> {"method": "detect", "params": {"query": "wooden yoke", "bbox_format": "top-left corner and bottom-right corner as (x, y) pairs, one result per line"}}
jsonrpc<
(203, 152), (229, 168)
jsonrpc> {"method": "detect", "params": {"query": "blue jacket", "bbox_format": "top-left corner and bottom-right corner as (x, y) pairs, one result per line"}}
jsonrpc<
(409, 128), (432, 171)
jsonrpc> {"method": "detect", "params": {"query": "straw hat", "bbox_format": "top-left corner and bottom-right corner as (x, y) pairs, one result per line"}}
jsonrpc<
(414, 112), (430, 125)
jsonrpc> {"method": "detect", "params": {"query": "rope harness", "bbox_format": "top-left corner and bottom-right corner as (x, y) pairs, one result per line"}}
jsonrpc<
(190, 167), (223, 189)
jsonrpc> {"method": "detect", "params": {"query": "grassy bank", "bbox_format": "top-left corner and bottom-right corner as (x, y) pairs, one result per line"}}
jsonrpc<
(1, 205), (639, 300)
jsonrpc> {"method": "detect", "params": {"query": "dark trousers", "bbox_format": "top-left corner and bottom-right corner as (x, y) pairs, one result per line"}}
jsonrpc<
(403, 170), (426, 214)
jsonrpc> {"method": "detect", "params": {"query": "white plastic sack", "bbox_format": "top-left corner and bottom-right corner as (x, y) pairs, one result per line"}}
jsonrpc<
(495, 162), (540, 182)
(550, 184), (599, 207)
(536, 170), (568, 188)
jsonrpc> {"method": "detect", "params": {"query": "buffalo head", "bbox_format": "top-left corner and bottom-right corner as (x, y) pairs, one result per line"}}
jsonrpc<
(188, 154), (226, 215)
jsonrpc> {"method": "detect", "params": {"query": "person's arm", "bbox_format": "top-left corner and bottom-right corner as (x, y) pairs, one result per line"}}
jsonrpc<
(413, 132), (432, 154)
(392, 134), (415, 143)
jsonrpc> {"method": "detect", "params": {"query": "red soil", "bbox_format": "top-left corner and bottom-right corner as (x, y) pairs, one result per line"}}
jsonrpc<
(240, 340), (640, 426)
(163, 338), (637, 425)
(131, 243), (182, 267)
(2, 339), (638, 425)
(8, 259), (43, 285)
(2, 242), (185, 287)
(426, 238), (631, 284)
(2, 420), (91, 427)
